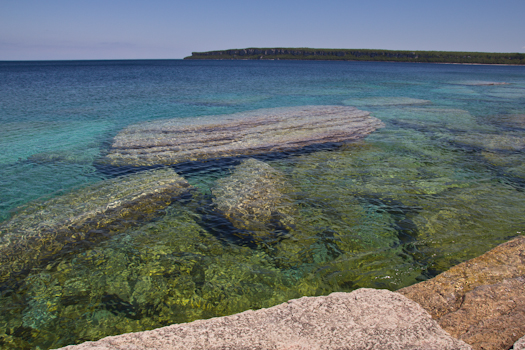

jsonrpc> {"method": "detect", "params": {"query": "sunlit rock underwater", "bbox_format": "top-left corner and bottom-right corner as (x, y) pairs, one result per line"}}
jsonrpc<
(26, 149), (99, 165)
(484, 86), (525, 99)
(342, 96), (431, 107)
(0, 168), (192, 285)
(452, 131), (525, 152)
(283, 128), (525, 273)
(102, 105), (384, 167)
(485, 114), (525, 130)
(452, 80), (509, 86)
(374, 107), (481, 131)
(0, 201), (321, 349)
(212, 158), (296, 241)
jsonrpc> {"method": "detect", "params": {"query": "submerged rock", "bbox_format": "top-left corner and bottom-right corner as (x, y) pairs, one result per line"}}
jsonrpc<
(342, 96), (431, 107)
(212, 158), (296, 240)
(453, 132), (525, 152)
(378, 107), (479, 131)
(486, 114), (525, 130)
(102, 106), (384, 167)
(0, 200), (316, 348)
(398, 236), (525, 350)
(454, 81), (509, 86)
(0, 168), (191, 284)
(486, 87), (525, 99)
(27, 149), (98, 164)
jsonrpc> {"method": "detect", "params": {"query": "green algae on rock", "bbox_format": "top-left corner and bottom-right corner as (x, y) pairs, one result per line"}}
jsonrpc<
(0, 202), (317, 349)
(102, 106), (384, 167)
(485, 114), (525, 130)
(453, 132), (525, 152)
(55, 289), (473, 350)
(212, 158), (296, 241)
(283, 127), (525, 279)
(0, 168), (191, 284)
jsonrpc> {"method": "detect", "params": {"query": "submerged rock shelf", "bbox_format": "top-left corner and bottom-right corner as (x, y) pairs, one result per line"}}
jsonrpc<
(103, 106), (384, 167)
(58, 235), (525, 350)
(0, 168), (191, 284)
(213, 158), (296, 241)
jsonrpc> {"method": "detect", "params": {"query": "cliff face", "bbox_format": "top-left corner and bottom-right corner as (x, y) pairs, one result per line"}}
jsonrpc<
(194, 48), (349, 57)
(188, 48), (419, 59)
(184, 48), (525, 64)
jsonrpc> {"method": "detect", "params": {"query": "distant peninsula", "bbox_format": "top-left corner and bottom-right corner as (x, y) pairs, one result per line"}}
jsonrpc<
(184, 48), (525, 65)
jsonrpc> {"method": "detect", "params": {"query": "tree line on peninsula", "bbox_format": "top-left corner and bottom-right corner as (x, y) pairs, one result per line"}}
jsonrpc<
(185, 48), (525, 65)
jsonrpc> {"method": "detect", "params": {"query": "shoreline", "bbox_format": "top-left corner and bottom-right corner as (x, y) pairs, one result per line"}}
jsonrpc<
(185, 48), (525, 65)
(185, 57), (525, 66)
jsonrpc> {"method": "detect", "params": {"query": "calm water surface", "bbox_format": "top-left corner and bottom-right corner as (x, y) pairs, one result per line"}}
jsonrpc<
(0, 60), (524, 349)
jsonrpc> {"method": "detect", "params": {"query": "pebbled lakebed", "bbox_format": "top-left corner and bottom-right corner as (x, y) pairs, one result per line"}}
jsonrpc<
(0, 60), (524, 349)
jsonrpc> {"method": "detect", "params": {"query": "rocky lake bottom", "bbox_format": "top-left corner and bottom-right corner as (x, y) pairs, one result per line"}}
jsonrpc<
(0, 60), (524, 349)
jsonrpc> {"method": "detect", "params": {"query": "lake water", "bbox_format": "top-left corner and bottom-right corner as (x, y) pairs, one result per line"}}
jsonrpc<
(0, 60), (524, 349)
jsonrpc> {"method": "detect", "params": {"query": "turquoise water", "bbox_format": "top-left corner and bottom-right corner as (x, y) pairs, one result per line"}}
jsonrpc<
(0, 60), (524, 349)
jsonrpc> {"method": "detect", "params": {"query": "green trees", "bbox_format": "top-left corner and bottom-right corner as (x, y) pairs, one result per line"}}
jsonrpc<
(185, 48), (525, 65)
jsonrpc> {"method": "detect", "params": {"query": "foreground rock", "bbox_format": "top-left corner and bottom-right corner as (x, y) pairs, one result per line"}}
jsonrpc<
(0, 168), (191, 284)
(212, 158), (296, 241)
(398, 236), (525, 350)
(515, 335), (525, 350)
(56, 289), (471, 350)
(103, 106), (384, 167)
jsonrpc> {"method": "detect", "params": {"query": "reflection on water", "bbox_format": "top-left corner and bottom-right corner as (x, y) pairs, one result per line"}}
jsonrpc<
(0, 60), (524, 349)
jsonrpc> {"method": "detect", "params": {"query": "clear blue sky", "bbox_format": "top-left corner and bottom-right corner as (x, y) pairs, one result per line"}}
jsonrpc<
(1, 0), (524, 60)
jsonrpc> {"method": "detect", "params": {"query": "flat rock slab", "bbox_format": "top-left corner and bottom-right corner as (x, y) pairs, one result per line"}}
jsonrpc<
(103, 106), (384, 167)
(0, 168), (191, 284)
(398, 236), (525, 350)
(56, 289), (471, 350)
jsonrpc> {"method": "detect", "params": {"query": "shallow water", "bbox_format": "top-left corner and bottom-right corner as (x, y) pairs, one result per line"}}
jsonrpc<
(0, 60), (524, 349)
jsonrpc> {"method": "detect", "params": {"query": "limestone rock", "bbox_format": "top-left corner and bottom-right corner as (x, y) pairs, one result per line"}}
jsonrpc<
(103, 106), (384, 167)
(56, 289), (472, 350)
(398, 235), (525, 350)
(0, 168), (191, 284)
(514, 335), (525, 350)
(212, 158), (295, 240)
(439, 277), (525, 350)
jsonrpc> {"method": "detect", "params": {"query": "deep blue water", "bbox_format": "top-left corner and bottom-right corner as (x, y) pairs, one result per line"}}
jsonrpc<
(0, 60), (524, 349)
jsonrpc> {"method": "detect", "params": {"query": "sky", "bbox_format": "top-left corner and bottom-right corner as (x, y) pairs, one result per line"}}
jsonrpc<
(1, 0), (524, 60)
